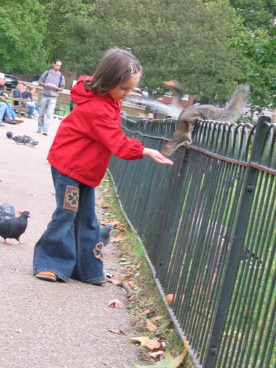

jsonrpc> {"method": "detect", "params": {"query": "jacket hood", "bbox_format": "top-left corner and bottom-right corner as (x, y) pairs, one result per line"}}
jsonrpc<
(70, 76), (96, 105)
(70, 75), (122, 108)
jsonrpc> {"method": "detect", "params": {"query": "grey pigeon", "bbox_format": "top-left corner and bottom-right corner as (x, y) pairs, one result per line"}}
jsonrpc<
(100, 224), (114, 246)
(0, 203), (15, 221)
(0, 211), (30, 244)
(6, 132), (38, 146)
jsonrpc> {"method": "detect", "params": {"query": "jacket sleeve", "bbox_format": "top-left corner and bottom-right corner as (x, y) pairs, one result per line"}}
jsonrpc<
(78, 104), (145, 160)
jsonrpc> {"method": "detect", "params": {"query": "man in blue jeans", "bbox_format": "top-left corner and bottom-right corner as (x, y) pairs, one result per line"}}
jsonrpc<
(37, 60), (65, 135)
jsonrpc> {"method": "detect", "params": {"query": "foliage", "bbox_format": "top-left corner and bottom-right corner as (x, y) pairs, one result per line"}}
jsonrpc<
(229, 0), (275, 34)
(231, 35), (276, 112)
(0, 0), (48, 74)
(36, 0), (98, 72)
(229, 0), (275, 113)
(38, 0), (244, 102)
(1, 0), (274, 110)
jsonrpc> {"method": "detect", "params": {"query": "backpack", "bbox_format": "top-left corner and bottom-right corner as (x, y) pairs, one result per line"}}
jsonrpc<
(44, 70), (64, 87)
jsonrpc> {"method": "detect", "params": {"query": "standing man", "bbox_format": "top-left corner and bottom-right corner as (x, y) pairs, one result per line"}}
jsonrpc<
(37, 59), (65, 135)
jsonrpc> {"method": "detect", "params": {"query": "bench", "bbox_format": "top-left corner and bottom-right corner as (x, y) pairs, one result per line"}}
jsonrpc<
(10, 97), (28, 117)
(54, 102), (66, 116)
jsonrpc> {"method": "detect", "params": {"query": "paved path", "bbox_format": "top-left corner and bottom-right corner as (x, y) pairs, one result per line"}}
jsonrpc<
(0, 117), (140, 368)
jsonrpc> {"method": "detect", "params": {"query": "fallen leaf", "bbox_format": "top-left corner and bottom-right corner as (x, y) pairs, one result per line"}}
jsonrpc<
(128, 281), (137, 289)
(133, 320), (147, 330)
(108, 299), (123, 308)
(132, 348), (185, 367)
(139, 309), (151, 317)
(112, 230), (126, 242)
(182, 338), (189, 361)
(108, 220), (124, 228)
(165, 294), (174, 306)
(150, 316), (162, 323)
(145, 338), (162, 351)
(98, 198), (112, 208)
(118, 260), (132, 265)
(146, 320), (158, 332)
(128, 294), (136, 301)
(108, 329), (126, 335)
(148, 350), (165, 359)
(129, 336), (150, 347)
(124, 274), (133, 282)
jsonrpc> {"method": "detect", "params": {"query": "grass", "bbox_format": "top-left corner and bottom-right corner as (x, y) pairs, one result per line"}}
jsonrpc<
(99, 173), (195, 367)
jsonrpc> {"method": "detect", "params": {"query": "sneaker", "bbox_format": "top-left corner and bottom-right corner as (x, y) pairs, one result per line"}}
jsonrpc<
(14, 117), (24, 123)
(35, 271), (57, 282)
(4, 119), (17, 124)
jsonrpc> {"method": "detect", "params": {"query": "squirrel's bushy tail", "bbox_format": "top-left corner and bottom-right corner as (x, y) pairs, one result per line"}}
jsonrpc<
(222, 85), (250, 120)
(199, 85), (250, 122)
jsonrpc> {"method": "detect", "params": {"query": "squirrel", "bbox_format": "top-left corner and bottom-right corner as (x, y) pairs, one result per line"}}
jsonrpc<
(161, 85), (250, 157)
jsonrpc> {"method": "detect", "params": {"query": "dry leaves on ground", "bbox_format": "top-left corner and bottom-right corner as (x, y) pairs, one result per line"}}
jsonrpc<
(132, 348), (186, 368)
(108, 329), (126, 335)
(108, 299), (123, 308)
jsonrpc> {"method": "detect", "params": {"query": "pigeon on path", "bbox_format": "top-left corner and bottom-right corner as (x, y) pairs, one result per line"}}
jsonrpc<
(100, 224), (114, 246)
(0, 211), (30, 244)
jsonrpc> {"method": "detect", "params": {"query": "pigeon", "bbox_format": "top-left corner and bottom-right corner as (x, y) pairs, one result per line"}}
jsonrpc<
(6, 132), (39, 146)
(0, 211), (30, 244)
(0, 203), (15, 221)
(100, 224), (114, 246)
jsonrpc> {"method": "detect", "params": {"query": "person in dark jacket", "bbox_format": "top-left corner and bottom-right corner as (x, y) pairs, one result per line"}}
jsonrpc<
(33, 48), (173, 284)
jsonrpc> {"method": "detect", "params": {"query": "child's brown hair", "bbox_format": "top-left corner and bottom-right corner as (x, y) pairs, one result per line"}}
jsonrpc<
(84, 48), (142, 95)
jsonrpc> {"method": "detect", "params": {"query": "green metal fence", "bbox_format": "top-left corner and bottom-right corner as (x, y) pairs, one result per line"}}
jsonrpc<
(108, 116), (275, 368)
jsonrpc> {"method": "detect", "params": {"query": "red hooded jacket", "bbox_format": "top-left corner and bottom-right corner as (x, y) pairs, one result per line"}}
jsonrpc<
(47, 76), (145, 187)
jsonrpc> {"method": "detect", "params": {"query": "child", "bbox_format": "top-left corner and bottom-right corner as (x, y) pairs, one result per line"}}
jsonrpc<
(33, 48), (173, 284)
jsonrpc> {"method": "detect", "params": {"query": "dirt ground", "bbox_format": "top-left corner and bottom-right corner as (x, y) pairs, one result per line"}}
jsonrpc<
(0, 116), (142, 368)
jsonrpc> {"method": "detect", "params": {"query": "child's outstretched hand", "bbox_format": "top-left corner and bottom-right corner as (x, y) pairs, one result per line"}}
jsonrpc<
(143, 148), (174, 166)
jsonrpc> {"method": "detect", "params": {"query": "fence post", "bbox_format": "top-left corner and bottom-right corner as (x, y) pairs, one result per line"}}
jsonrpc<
(204, 116), (271, 367)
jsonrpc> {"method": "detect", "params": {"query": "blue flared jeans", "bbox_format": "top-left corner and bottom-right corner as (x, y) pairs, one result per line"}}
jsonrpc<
(33, 167), (105, 283)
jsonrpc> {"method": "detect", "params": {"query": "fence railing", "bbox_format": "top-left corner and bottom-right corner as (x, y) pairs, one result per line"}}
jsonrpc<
(108, 116), (275, 368)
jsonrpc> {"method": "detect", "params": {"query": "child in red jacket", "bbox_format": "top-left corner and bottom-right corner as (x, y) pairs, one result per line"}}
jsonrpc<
(33, 48), (173, 284)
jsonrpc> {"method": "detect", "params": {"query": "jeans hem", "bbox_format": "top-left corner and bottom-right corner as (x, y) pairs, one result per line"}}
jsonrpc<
(81, 275), (106, 284)
(33, 268), (69, 283)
